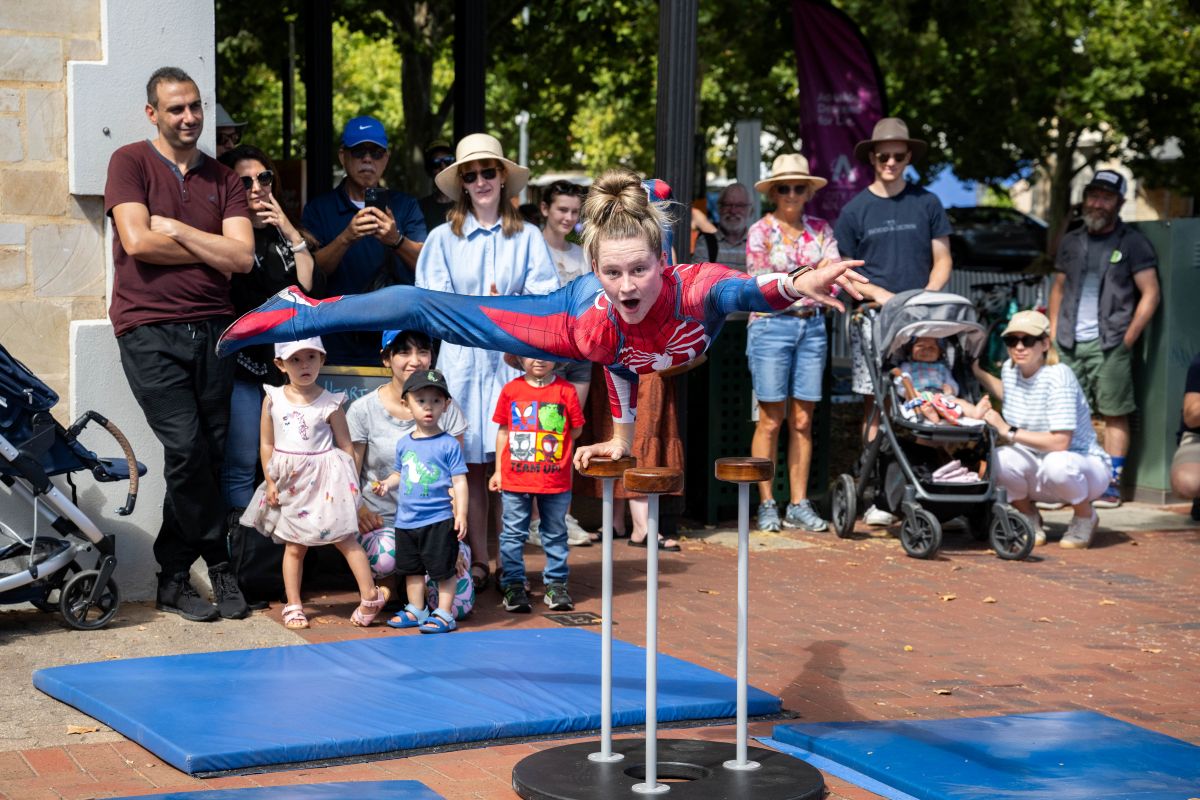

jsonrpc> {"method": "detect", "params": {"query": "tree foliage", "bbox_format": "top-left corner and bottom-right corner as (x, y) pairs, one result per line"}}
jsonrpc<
(215, 0), (1198, 226)
(836, 0), (1200, 232)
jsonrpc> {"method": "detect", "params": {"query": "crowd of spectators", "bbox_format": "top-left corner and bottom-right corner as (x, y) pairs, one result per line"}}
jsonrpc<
(106, 66), (1195, 625)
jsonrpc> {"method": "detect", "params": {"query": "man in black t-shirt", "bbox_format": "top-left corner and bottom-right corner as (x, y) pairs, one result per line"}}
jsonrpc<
(833, 117), (954, 526)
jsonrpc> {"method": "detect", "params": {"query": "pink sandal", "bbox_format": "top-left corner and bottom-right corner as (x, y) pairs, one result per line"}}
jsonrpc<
(282, 604), (309, 630)
(351, 585), (390, 627)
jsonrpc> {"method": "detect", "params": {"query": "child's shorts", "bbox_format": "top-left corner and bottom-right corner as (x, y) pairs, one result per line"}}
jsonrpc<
(395, 518), (458, 582)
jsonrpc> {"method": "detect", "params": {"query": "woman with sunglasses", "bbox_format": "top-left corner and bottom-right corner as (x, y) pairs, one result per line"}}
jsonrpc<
(972, 310), (1111, 549)
(415, 133), (561, 590)
(743, 153), (839, 534)
(217, 145), (323, 582)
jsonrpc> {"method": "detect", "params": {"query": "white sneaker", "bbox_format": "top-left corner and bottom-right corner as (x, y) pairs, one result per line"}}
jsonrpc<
(1022, 510), (1046, 546)
(1035, 500), (1065, 511)
(527, 518), (542, 548)
(863, 504), (896, 526)
(1060, 511), (1099, 549)
(565, 514), (592, 547)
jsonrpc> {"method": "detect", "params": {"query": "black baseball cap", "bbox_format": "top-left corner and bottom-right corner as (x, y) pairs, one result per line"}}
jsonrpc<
(1084, 169), (1127, 197)
(402, 368), (451, 398)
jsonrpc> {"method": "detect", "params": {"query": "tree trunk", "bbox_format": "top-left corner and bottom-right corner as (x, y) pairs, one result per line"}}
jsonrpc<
(390, 1), (454, 195)
(1045, 126), (1078, 260)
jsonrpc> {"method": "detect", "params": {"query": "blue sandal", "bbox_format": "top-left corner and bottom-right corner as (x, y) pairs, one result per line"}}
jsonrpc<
(419, 608), (457, 634)
(386, 604), (428, 629)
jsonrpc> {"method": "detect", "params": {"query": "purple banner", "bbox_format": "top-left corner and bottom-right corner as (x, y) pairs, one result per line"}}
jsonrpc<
(791, 0), (885, 224)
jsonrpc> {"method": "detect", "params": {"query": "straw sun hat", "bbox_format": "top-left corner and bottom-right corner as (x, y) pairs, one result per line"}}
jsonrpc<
(754, 153), (827, 194)
(434, 133), (529, 200)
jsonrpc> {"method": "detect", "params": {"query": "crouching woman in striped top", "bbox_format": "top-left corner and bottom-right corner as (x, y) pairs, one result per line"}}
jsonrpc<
(972, 310), (1111, 549)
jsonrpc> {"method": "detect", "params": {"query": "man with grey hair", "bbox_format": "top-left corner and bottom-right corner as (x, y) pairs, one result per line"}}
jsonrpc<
(715, 182), (752, 269)
(1048, 168), (1160, 508)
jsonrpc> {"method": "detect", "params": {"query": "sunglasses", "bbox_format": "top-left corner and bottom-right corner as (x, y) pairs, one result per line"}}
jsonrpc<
(875, 151), (909, 164)
(460, 167), (499, 184)
(431, 155), (456, 168)
(239, 170), (274, 192)
(775, 184), (809, 196)
(217, 131), (241, 146)
(1002, 333), (1045, 348)
(348, 144), (387, 160)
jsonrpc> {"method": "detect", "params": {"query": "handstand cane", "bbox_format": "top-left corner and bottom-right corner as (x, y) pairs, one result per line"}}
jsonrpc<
(622, 467), (683, 795)
(578, 455), (636, 764)
(714, 457), (774, 770)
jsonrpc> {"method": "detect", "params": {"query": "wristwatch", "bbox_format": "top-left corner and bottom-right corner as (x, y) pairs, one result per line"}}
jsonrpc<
(788, 263), (815, 279)
(1007, 426), (1020, 443)
(388, 232), (405, 249)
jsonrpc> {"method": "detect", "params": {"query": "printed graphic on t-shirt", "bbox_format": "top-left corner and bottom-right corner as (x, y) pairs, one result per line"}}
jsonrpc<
(510, 431), (536, 461)
(537, 432), (563, 461)
(401, 450), (441, 496)
(511, 400), (538, 431)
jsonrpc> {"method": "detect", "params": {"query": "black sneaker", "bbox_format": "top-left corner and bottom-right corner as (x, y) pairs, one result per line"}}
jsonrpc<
(502, 584), (532, 613)
(157, 572), (218, 622)
(208, 562), (250, 619)
(543, 583), (574, 611)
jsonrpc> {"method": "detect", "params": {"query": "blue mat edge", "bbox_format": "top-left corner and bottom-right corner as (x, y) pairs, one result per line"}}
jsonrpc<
(108, 780), (444, 800)
(757, 737), (919, 800)
(768, 711), (1200, 800)
(34, 629), (783, 775)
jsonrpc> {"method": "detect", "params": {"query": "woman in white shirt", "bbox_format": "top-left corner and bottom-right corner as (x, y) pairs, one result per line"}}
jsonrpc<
(417, 134), (560, 589)
(973, 310), (1111, 549)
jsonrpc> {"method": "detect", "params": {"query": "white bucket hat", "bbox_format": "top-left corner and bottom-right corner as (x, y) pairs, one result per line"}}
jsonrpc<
(434, 133), (529, 200)
(274, 337), (326, 360)
(754, 153), (828, 193)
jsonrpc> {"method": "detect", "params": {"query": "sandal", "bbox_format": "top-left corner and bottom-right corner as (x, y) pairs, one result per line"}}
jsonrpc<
(419, 607), (457, 634)
(386, 603), (428, 629)
(469, 563), (490, 592)
(628, 536), (682, 552)
(350, 585), (390, 627)
(282, 604), (308, 630)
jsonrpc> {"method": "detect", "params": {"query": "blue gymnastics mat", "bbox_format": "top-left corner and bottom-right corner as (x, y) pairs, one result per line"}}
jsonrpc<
(763, 711), (1200, 800)
(34, 628), (779, 775)
(111, 782), (443, 800)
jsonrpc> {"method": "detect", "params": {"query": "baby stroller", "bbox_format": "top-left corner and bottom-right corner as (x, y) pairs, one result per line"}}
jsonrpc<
(829, 290), (1034, 560)
(0, 341), (145, 629)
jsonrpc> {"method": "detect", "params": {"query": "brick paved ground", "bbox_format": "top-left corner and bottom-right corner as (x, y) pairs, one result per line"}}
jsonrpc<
(2, 508), (1197, 799)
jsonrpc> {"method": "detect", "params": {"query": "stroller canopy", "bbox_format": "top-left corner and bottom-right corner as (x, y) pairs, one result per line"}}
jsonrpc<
(873, 290), (986, 364)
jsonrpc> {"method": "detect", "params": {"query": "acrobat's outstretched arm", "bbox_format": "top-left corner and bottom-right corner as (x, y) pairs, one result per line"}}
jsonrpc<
(216, 281), (591, 363)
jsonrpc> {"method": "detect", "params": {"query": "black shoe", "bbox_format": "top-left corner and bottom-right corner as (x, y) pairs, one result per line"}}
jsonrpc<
(156, 572), (218, 622)
(1191, 498), (1200, 522)
(502, 584), (532, 613)
(543, 583), (574, 611)
(208, 562), (250, 619)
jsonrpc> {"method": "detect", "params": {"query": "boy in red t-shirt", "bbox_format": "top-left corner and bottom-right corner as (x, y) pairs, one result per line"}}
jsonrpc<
(489, 356), (585, 613)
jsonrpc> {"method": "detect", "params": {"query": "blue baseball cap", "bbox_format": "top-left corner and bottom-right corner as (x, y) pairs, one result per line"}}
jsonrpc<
(342, 116), (388, 148)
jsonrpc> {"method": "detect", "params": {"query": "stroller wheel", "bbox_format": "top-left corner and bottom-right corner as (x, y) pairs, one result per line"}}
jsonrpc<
(59, 570), (120, 630)
(990, 507), (1035, 561)
(900, 508), (942, 559)
(830, 474), (858, 539)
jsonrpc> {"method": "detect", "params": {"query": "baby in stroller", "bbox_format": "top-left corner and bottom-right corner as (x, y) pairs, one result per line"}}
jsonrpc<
(892, 336), (990, 426)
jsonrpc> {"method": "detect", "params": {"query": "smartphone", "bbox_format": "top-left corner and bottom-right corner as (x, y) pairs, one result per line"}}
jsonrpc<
(364, 187), (387, 211)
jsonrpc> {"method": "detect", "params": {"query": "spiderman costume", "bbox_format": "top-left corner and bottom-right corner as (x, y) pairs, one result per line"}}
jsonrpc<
(216, 262), (806, 423)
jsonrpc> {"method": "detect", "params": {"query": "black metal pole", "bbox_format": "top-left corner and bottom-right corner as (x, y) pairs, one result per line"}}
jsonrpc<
(454, 0), (487, 140)
(654, 0), (698, 264)
(304, 0), (334, 198)
(282, 21), (294, 161)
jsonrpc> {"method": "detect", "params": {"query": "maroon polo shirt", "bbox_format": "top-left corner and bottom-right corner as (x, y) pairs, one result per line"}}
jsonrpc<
(104, 140), (250, 336)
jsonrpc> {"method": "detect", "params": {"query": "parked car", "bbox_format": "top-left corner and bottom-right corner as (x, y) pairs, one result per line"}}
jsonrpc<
(947, 206), (1048, 272)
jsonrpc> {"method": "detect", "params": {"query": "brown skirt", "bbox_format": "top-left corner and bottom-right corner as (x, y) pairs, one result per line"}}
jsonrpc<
(576, 365), (684, 498)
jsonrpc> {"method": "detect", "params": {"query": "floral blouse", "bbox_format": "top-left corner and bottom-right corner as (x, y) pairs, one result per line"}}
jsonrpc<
(745, 213), (839, 320)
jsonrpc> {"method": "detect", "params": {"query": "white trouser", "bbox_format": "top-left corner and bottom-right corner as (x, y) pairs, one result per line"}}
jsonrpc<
(994, 446), (1110, 506)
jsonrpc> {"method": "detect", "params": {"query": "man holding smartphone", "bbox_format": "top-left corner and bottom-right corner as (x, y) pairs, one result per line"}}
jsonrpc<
(302, 115), (427, 364)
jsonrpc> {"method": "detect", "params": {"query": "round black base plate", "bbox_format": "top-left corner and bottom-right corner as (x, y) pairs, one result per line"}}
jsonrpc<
(512, 738), (824, 799)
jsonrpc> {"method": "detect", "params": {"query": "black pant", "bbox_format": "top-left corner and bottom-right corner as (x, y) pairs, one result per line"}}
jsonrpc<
(117, 319), (234, 576)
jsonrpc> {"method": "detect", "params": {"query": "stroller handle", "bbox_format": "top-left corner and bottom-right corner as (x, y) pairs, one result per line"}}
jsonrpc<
(66, 411), (139, 516)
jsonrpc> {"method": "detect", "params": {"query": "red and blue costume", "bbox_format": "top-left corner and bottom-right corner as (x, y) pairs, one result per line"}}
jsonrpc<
(216, 263), (807, 423)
